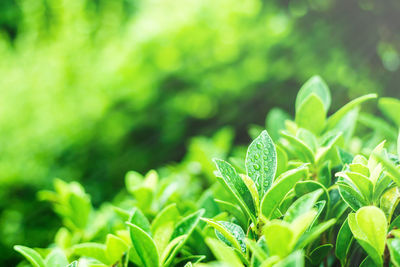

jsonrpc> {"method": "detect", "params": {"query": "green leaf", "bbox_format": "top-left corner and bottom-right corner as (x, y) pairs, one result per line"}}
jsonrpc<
(14, 245), (46, 267)
(261, 166), (308, 219)
(72, 243), (109, 264)
(280, 131), (315, 163)
(245, 238), (268, 263)
(214, 159), (257, 221)
(295, 94), (326, 135)
(164, 209), (204, 266)
(160, 235), (187, 264)
(388, 238), (400, 267)
(337, 182), (367, 211)
(378, 97), (400, 127)
(380, 187), (400, 223)
(127, 222), (159, 267)
(264, 221), (294, 258)
(66, 261), (78, 267)
(326, 94), (377, 130)
(215, 199), (247, 229)
(309, 244), (333, 266)
(45, 248), (68, 267)
(201, 218), (243, 252)
(151, 204), (180, 255)
(318, 161), (331, 188)
(276, 145), (288, 177)
(105, 234), (129, 264)
(245, 130), (277, 196)
(296, 75), (331, 112)
(273, 250), (305, 267)
(335, 218), (353, 265)
(336, 171), (373, 201)
(295, 219), (336, 250)
(284, 189), (323, 223)
(348, 206), (388, 266)
(266, 108), (291, 141)
(129, 207), (151, 235)
(205, 238), (243, 267)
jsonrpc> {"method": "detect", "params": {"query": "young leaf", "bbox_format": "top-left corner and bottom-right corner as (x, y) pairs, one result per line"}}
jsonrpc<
(72, 243), (109, 264)
(273, 250), (305, 267)
(127, 222), (159, 267)
(45, 248), (69, 267)
(14, 245), (46, 267)
(337, 182), (367, 211)
(214, 159), (256, 220)
(295, 94), (327, 135)
(151, 204), (180, 255)
(263, 221), (294, 258)
(388, 238), (400, 267)
(245, 130), (277, 196)
(378, 97), (400, 127)
(326, 94), (377, 130)
(348, 206), (387, 266)
(129, 207), (151, 235)
(261, 166), (308, 219)
(295, 75), (331, 113)
(201, 218), (243, 252)
(284, 189), (323, 223)
(105, 234), (129, 264)
(205, 238), (243, 267)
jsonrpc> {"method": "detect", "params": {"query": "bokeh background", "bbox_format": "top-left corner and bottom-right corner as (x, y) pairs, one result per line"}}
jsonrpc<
(1, 0), (400, 265)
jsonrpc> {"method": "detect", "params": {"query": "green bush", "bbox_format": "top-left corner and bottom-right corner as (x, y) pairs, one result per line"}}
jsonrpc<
(13, 76), (400, 266)
(2, 0), (388, 264)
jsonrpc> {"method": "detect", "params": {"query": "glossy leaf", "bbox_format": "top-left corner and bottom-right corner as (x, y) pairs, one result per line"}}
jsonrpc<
(214, 159), (257, 220)
(335, 218), (353, 265)
(295, 75), (331, 113)
(245, 130), (277, 196)
(14, 245), (46, 267)
(261, 166), (308, 219)
(127, 222), (159, 267)
(295, 94), (326, 135)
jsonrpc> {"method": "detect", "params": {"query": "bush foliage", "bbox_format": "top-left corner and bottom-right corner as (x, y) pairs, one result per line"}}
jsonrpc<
(13, 76), (400, 267)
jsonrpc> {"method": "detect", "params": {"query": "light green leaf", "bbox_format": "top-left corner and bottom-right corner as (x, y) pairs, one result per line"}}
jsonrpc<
(276, 145), (288, 177)
(129, 207), (151, 235)
(266, 108), (291, 141)
(105, 234), (129, 264)
(264, 221), (294, 258)
(151, 204), (180, 255)
(72, 243), (109, 264)
(337, 182), (367, 211)
(273, 250), (304, 267)
(14, 245), (46, 267)
(66, 261), (78, 267)
(348, 206), (387, 266)
(295, 219), (336, 250)
(380, 187), (400, 223)
(280, 131), (314, 163)
(295, 75), (331, 112)
(215, 199), (247, 229)
(284, 189), (323, 223)
(45, 248), (68, 267)
(378, 97), (400, 127)
(388, 238), (400, 267)
(261, 166), (308, 219)
(295, 94), (326, 135)
(164, 209), (204, 266)
(336, 171), (373, 201)
(326, 94), (377, 130)
(245, 130), (277, 196)
(205, 238), (243, 267)
(201, 218), (242, 252)
(214, 159), (256, 221)
(127, 222), (159, 267)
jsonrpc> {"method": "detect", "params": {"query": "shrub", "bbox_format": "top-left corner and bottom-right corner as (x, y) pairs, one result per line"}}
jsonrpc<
(12, 76), (400, 267)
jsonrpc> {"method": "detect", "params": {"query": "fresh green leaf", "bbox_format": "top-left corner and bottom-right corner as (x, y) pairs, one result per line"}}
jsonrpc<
(14, 245), (46, 267)
(245, 130), (277, 196)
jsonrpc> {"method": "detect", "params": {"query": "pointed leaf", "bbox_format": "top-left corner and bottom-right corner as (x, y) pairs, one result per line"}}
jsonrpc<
(14, 245), (45, 267)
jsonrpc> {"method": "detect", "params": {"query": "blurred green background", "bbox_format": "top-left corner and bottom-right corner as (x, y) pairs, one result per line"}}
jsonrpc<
(1, 0), (400, 265)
